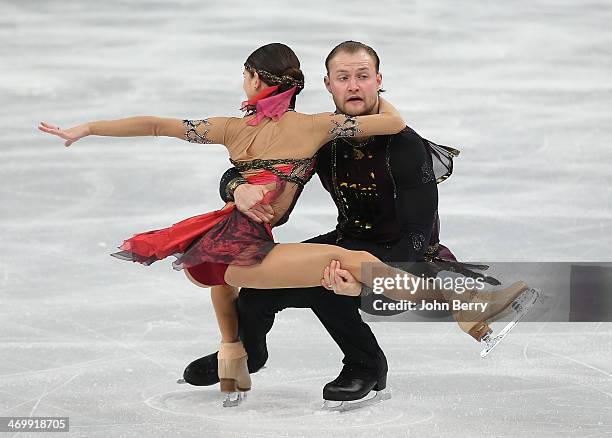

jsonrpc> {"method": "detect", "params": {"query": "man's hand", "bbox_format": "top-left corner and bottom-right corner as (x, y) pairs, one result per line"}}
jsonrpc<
(321, 260), (361, 296)
(234, 184), (275, 223)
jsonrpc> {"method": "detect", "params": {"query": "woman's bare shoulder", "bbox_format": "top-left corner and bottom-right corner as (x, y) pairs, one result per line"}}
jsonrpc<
(281, 111), (326, 126)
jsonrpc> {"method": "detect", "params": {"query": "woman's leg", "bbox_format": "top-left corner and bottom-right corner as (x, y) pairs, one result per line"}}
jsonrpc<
(213, 284), (251, 397)
(224, 243), (442, 301)
(224, 243), (375, 291)
(211, 285), (239, 343)
(184, 274), (250, 397)
(184, 272), (241, 343)
(224, 243), (530, 342)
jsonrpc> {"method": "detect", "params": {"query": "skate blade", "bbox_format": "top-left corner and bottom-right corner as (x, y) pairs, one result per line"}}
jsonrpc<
(222, 391), (247, 408)
(176, 378), (186, 384)
(321, 390), (391, 412)
(480, 288), (541, 358)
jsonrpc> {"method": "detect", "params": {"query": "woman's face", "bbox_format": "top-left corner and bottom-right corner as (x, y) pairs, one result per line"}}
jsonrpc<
(243, 68), (258, 99)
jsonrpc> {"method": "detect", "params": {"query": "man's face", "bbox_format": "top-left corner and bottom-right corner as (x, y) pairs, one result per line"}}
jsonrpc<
(324, 50), (382, 116)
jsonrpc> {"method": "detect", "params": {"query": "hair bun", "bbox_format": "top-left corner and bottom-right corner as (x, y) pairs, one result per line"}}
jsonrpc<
(281, 67), (304, 93)
(283, 66), (302, 79)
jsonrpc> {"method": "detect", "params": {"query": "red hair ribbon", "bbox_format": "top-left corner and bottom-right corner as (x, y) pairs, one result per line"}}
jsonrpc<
(240, 86), (279, 110)
(240, 86), (297, 126)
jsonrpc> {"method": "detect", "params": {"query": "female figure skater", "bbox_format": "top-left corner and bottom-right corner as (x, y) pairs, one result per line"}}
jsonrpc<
(39, 43), (534, 404)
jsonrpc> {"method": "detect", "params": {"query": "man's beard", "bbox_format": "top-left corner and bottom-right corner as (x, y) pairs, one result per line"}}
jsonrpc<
(333, 96), (378, 116)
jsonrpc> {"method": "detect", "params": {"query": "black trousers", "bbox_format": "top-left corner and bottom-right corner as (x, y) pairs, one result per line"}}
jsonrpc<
(237, 231), (391, 377)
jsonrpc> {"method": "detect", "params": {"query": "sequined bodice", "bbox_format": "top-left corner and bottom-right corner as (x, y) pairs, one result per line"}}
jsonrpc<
(230, 156), (316, 188)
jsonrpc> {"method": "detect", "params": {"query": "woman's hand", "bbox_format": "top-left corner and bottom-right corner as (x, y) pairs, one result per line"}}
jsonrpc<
(38, 121), (90, 147)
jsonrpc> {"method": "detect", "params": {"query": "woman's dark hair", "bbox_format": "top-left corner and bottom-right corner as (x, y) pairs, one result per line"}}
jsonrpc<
(245, 43), (305, 109)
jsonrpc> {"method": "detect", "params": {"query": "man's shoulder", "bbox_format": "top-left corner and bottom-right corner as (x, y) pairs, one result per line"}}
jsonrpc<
(386, 126), (433, 169)
(387, 126), (428, 155)
(391, 126), (424, 144)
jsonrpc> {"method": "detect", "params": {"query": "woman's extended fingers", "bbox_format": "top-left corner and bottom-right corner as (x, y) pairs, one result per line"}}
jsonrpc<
(38, 121), (63, 136)
(40, 121), (60, 130)
(38, 121), (88, 147)
(38, 121), (72, 146)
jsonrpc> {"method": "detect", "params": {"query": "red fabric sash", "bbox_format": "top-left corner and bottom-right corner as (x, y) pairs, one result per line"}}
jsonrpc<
(240, 86), (297, 126)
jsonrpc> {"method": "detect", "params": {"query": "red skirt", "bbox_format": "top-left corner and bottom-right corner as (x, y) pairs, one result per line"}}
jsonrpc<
(111, 205), (276, 286)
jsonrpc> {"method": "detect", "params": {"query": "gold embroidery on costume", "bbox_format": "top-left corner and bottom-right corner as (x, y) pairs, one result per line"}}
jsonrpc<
(331, 138), (390, 235)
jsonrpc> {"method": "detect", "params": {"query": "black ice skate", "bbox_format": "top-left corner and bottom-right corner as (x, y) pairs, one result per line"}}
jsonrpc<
(322, 390), (392, 412)
(321, 366), (390, 412)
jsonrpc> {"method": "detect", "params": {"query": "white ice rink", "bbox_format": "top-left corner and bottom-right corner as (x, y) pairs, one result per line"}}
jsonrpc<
(1, 1), (611, 436)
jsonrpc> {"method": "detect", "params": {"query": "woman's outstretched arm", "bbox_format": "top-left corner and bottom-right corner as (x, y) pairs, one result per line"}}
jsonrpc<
(38, 116), (232, 147)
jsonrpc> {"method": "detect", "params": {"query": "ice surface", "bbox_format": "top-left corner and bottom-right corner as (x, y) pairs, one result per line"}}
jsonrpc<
(1, 0), (611, 436)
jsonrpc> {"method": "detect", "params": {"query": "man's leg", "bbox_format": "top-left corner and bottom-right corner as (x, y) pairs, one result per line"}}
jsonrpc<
(310, 291), (387, 376)
(309, 291), (388, 401)
(237, 283), (387, 402)
(237, 285), (386, 371)
(302, 233), (387, 381)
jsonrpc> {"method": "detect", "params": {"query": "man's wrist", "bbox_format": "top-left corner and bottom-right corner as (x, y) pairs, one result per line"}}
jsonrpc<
(360, 284), (374, 297)
(225, 176), (247, 201)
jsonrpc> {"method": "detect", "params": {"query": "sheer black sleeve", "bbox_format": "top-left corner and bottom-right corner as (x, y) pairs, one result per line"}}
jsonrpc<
(388, 129), (439, 261)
